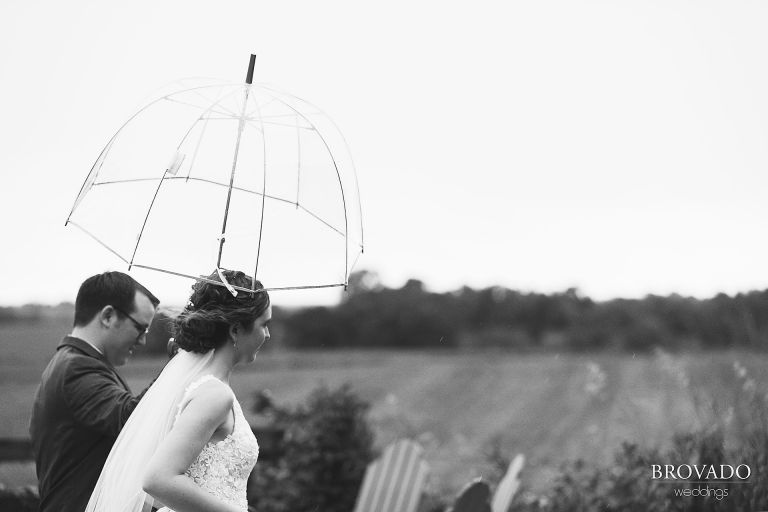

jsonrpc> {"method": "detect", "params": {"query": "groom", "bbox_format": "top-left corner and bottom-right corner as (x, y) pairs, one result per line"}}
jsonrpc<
(29, 271), (159, 512)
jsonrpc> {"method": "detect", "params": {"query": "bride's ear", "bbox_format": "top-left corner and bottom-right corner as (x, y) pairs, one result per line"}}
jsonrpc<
(228, 323), (239, 342)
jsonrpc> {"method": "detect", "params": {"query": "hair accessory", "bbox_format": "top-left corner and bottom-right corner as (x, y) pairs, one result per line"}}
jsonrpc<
(216, 267), (238, 297)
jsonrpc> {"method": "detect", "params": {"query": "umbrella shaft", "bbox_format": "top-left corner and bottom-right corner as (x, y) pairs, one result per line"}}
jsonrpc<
(217, 87), (251, 266)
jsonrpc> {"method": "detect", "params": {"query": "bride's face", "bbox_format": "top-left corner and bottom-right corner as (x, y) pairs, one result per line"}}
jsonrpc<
(237, 305), (272, 363)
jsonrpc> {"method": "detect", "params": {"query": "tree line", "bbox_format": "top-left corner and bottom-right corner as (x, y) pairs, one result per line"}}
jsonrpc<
(4, 270), (767, 352)
(279, 271), (768, 352)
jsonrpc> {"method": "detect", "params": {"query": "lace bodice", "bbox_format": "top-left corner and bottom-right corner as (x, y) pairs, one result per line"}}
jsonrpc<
(162, 375), (259, 511)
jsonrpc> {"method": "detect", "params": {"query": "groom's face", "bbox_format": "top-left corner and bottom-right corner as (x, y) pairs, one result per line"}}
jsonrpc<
(104, 291), (157, 366)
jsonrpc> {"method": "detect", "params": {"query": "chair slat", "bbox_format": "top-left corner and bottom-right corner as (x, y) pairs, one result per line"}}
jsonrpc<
(353, 439), (429, 512)
(491, 454), (525, 512)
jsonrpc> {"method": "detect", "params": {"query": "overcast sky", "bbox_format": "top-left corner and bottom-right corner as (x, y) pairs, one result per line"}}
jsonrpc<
(2, 0), (768, 307)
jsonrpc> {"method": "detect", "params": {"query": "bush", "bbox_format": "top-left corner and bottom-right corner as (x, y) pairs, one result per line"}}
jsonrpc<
(512, 363), (768, 512)
(0, 485), (39, 512)
(248, 384), (375, 512)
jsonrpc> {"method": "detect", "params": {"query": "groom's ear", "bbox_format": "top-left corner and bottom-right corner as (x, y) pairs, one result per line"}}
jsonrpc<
(98, 305), (117, 328)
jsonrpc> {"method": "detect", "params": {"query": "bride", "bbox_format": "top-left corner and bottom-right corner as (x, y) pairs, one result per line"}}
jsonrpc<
(86, 269), (272, 512)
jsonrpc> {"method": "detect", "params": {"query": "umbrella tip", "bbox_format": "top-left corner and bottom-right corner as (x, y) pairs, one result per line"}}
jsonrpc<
(246, 54), (257, 85)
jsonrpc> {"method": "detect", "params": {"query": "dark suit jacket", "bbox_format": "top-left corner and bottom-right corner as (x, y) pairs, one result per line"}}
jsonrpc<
(29, 336), (141, 512)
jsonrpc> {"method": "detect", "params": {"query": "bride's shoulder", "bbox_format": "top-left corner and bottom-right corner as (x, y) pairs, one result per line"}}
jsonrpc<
(185, 375), (231, 396)
(177, 376), (234, 419)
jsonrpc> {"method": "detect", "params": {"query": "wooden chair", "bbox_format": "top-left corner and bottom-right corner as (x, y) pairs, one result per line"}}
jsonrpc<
(352, 439), (430, 512)
(450, 478), (491, 512)
(448, 453), (525, 512)
(490, 454), (525, 512)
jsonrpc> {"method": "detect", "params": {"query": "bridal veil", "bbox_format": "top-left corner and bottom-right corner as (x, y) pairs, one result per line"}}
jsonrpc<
(85, 348), (217, 512)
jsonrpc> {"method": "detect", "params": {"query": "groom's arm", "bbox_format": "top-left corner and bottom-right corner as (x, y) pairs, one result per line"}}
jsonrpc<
(136, 377), (158, 401)
(63, 357), (139, 438)
(136, 355), (174, 401)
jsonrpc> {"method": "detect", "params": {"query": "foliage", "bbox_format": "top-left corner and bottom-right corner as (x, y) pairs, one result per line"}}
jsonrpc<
(510, 430), (766, 512)
(0, 303), (72, 323)
(510, 364), (768, 512)
(248, 384), (375, 512)
(279, 270), (768, 351)
(5, 272), (768, 351)
(0, 485), (39, 512)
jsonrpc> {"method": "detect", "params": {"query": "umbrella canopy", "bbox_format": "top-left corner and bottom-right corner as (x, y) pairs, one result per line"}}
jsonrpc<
(67, 56), (364, 293)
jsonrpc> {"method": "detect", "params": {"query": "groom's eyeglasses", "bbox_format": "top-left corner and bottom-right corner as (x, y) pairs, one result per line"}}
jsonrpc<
(113, 306), (150, 339)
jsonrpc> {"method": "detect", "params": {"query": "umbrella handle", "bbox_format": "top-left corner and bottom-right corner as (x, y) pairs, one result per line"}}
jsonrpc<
(246, 54), (256, 85)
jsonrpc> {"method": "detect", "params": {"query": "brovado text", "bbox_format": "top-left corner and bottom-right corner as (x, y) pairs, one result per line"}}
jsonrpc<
(651, 464), (751, 480)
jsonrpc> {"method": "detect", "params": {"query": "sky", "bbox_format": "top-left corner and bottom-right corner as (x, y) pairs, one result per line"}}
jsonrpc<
(1, 0), (768, 307)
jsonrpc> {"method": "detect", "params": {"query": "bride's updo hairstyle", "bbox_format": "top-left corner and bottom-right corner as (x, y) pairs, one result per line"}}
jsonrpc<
(172, 270), (270, 354)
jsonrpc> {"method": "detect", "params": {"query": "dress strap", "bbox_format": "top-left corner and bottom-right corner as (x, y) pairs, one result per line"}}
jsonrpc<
(186, 374), (222, 396)
(175, 375), (232, 423)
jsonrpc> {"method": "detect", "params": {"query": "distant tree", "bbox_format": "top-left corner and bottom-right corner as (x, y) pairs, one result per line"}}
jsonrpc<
(284, 306), (347, 348)
(343, 269), (383, 301)
(142, 310), (175, 355)
(274, 274), (768, 351)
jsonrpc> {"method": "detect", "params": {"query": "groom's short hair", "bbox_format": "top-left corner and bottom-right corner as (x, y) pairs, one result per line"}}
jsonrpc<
(73, 272), (159, 327)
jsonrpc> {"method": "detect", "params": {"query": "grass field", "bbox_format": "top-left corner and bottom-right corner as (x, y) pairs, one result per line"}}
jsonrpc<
(2, 319), (766, 496)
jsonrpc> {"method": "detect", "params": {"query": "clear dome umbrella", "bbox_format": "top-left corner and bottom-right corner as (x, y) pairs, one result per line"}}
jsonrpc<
(66, 55), (364, 294)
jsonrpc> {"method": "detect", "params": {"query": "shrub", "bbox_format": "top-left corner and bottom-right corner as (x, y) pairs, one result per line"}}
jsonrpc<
(0, 485), (39, 512)
(511, 362), (768, 512)
(248, 384), (375, 512)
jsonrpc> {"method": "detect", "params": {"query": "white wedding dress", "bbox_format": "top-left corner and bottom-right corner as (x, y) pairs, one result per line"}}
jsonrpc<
(86, 350), (260, 512)
(159, 375), (260, 512)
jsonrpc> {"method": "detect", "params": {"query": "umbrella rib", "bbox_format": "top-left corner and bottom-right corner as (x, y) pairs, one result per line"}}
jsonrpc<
(245, 96), (278, 118)
(181, 177), (292, 205)
(122, 90), (247, 267)
(70, 81), (363, 290)
(238, 85), (270, 288)
(188, 86), (239, 117)
(66, 137), (117, 222)
(185, 113), (211, 182)
(198, 116), (245, 121)
(162, 96), (238, 118)
(195, 115), (312, 131)
(68, 84), (240, 223)
(252, 97), (268, 286)
(257, 86), (353, 283)
(247, 118), (314, 130)
(253, 112), (321, 119)
(198, 116), (261, 125)
(92, 177), (163, 186)
(131, 264), (345, 292)
(349, 249), (363, 275)
(66, 220), (130, 264)
(127, 170), (170, 270)
(264, 283), (346, 291)
(172, 87), (246, 181)
(298, 204), (345, 238)
(295, 113), (301, 207)
(91, 176), (296, 206)
(89, 176), (349, 238)
(260, 84), (365, 253)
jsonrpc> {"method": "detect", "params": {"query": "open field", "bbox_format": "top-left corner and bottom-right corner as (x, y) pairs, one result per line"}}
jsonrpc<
(2, 319), (767, 495)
